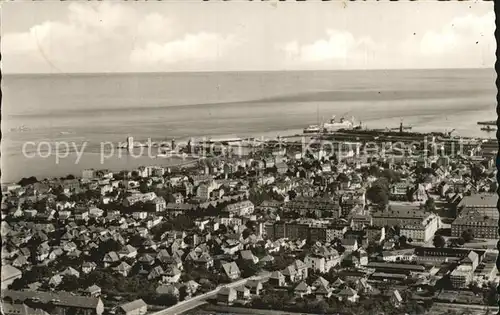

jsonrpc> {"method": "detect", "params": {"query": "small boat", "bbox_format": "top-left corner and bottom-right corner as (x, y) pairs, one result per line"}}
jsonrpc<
(10, 125), (30, 132)
(303, 125), (321, 134)
(156, 153), (171, 158)
(156, 147), (173, 158)
(480, 125), (496, 132)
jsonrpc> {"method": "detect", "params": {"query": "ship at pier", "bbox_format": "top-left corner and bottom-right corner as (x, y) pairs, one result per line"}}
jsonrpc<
(303, 115), (358, 134)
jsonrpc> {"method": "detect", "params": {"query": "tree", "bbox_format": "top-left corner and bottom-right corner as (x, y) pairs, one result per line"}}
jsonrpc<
(179, 286), (188, 302)
(242, 229), (252, 240)
(287, 190), (297, 200)
(394, 225), (401, 236)
(139, 182), (149, 194)
(484, 282), (498, 306)
(337, 173), (349, 183)
(341, 259), (354, 268)
(59, 275), (80, 291)
(128, 234), (146, 248)
(9, 278), (27, 290)
(18, 266), (52, 284)
(155, 294), (178, 306)
(18, 176), (38, 187)
(457, 237), (465, 245)
(171, 215), (194, 230)
(366, 179), (390, 206)
(245, 221), (256, 232)
(238, 259), (260, 278)
(425, 198), (436, 212)
(56, 193), (69, 202)
(91, 239), (122, 260)
(471, 164), (485, 182)
(217, 224), (228, 236)
(461, 229), (474, 242)
(310, 300), (329, 314)
(381, 169), (401, 183)
(399, 235), (408, 247)
(433, 235), (446, 248)
(369, 165), (380, 176)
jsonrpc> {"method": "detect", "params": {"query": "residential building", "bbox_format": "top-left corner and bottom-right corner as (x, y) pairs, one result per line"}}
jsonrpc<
(123, 192), (157, 207)
(86, 285), (102, 298)
(117, 299), (147, 315)
(217, 287), (237, 304)
(341, 239), (359, 252)
(197, 180), (219, 201)
(221, 262), (241, 280)
(365, 226), (385, 243)
(240, 250), (259, 264)
(399, 213), (439, 242)
(1, 290), (104, 315)
(305, 249), (340, 273)
(245, 280), (263, 295)
(222, 200), (255, 216)
(451, 208), (498, 239)
(414, 247), (484, 265)
(457, 193), (498, 219)
(372, 205), (430, 227)
(1, 265), (22, 289)
(450, 265), (473, 288)
(235, 285), (251, 300)
(390, 182), (411, 201)
(337, 287), (360, 303)
(326, 224), (349, 242)
(284, 196), (341, 218)
(390, 290), (404, 308)
(350, 213), (373, 230)
(294, 281), (312, 297)
(82, 169), (96, 179)
(269, 271), (286, 287)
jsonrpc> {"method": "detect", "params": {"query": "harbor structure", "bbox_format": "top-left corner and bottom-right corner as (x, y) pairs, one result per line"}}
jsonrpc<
(127, 136), (134, 152)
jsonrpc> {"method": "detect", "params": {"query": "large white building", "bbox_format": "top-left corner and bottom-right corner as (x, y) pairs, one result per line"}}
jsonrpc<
(450, 265), (473, 288)
(326, 224), (348, 242)
(196, 180), (220, 201)
(123, 192), (157, 207)
(82, 169), (96, 179)
(399, 213), (439, 242)
(304, 246), (341, 273)
(223, 200), (255, 216)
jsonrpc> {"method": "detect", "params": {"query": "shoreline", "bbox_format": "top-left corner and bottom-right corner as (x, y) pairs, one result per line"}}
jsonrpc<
(0, 152), (199, 185)
(2, 121), (496, 184)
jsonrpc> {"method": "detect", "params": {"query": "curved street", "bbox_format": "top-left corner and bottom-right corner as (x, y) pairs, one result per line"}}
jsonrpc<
(151, 272), (271, 315)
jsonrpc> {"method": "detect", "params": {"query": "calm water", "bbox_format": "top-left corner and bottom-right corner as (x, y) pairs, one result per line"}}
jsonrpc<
(2, 69), (496, 183)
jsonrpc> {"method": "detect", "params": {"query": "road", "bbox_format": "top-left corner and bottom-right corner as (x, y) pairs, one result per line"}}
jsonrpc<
(150, 271), (271, 315)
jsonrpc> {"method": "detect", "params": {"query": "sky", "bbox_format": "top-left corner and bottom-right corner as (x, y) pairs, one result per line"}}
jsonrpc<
(1, 1), (495, 74)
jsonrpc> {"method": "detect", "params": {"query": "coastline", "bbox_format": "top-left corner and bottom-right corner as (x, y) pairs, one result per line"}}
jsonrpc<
(3, 122), (496, 184)
(0, 151), (198, 184)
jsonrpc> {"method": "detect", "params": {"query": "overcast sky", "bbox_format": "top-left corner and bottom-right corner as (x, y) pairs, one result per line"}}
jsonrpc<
(2, 1), (495, 73)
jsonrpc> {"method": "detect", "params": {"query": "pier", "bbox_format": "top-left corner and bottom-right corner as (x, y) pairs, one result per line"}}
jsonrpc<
(477, 120), (496, 126)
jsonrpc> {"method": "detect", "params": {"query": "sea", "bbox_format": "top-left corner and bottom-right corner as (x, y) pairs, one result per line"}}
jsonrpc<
(1, 68), (496, 184)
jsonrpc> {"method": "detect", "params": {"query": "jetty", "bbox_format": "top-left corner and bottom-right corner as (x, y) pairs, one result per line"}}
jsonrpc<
(477, 120), (496, 126)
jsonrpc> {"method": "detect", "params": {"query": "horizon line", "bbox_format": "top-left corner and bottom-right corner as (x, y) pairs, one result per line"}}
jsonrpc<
(2, 66), (494, 76)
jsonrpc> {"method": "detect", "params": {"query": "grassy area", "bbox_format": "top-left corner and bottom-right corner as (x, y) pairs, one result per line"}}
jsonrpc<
(202, 304), (339, 315)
